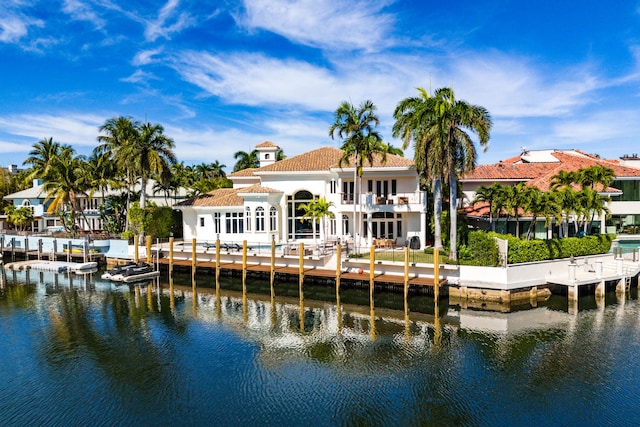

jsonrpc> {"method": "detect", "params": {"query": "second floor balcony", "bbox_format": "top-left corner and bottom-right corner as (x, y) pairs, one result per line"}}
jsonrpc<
(338, 192), (426, 211)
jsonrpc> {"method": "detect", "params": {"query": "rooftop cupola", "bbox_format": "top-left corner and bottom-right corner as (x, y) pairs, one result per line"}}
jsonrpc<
(255, 141), (280, 168)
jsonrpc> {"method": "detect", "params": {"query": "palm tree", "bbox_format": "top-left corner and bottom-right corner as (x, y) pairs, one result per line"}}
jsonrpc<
(23, 137), (69, 181)
(126, 122), (176, 209)
(210, 160), (227, 178)
(96, 116), (140, 229)
(42, 147), (89, 235)
(473, 182), (504, 231)
(329, 100), (385, 248)
(577, 165), (615, 191)
(84, 151), (123, 208)
(233, 150), (259, 172)
(275, 149), (286, 161)
(299, 197), (335, 247)
(522, 186), (543, 240)
(502, 183), (532, 238)
(394, 88), (444, 249)
(394, 87), (491, 260)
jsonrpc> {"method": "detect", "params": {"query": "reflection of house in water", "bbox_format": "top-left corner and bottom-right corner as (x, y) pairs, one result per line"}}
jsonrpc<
(181, 289), (457, 361)
(453, 307), (571, 334)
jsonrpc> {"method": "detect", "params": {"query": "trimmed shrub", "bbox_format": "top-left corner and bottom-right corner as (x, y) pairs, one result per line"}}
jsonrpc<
(494, 233), (614, 264)
(467, 231), (501, 266)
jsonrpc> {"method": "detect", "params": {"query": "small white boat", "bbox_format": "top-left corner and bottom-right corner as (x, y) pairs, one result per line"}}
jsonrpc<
(4, 260), (97, 272)
(101, 262), (137, 280)
(110, 263), (159, 282)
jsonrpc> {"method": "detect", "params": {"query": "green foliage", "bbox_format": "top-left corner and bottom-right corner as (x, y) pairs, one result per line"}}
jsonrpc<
(490, 232), (614, 264)
(126, 203), (179, 239)
(464, 231), (614, 265)
(145, 206), (177, 239)
(4, 205), (34, 231)
(467, 231), (501, 266)
(127, 203), (145, 236)
(121, 230), (134, 242)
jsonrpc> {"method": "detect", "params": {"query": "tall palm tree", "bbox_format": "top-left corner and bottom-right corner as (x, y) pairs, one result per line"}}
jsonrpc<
(394, 87), (491, 260)
(394, 88), (445, 249)
(96, 116), (140, 230)
(126, 122), (177, 209)
(233, 150), (259, 172)
(432, 88), (491, 260)
(329, 100), (384, 248)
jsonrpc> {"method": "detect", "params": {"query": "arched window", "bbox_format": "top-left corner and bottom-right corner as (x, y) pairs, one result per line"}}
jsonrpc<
(255, 207), (265, 231)
(269, 206), (277, 231)
(287, 190), (316, 239)
(245, 207), (252, 231)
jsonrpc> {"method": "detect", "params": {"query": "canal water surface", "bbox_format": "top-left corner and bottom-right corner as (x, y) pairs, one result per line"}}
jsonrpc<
(1, 269), (639, 426)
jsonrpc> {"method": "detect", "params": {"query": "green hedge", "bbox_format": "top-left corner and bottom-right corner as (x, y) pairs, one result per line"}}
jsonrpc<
(467, 231), (501, 266)
(485, 232), (614, 264)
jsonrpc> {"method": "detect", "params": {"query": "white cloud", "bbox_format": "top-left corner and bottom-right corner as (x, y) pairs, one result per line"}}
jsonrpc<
(440, 52), (601, 119)
(62, 0), (105, 29)
(0, 11), (43, 43)
(239, 0), (395, 51)
(120, 69), (157, 83)
(0, 114), (103, 148)
(170, 49), (433, 119)
(0, 139), (31, 157)
(552, 110), (640, 143)
(132, 48), (163, 66)
(144, 0), (194, 42)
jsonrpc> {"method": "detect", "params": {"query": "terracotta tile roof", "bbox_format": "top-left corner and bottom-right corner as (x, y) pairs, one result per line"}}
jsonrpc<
(463, 150), (640, 190)
(237, 183), (282, 194)
(257, 146), (414, 173)
(257, 147), (344, 172)
(228, 168), (258, 178)
(176, 188), (243, 207)
(255, 141), (280, 149)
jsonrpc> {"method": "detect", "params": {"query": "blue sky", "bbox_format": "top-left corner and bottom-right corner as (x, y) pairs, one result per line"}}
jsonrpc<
(1, 0), (639, 173)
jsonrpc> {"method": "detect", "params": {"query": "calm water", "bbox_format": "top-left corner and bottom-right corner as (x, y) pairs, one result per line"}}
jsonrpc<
(1, 268), (640, 426)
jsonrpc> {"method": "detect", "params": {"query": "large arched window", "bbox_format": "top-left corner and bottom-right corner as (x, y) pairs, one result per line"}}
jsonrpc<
(287, 190), (316, 239)
(269, 206), (277, 231)
(255, 207), (265, 231)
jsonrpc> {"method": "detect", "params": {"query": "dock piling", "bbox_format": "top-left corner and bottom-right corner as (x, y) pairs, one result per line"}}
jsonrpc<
(169, 237), (174, 276)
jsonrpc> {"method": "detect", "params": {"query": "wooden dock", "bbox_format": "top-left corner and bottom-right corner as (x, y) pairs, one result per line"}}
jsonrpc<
(143, 237), (446, 295)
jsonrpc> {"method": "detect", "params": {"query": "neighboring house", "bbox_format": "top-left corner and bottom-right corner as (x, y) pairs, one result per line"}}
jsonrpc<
(2, 179), (187, 233)
(460, 149), (640, 237)
(176, 142), (428, 249)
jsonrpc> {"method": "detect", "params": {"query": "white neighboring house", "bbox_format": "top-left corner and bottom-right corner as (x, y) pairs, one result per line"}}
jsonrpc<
(2, 179), (187, 233)
(176, 142), (428, 249)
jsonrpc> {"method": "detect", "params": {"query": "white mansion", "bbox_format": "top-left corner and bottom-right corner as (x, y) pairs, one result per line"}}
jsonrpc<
(176, 142), (428, 249)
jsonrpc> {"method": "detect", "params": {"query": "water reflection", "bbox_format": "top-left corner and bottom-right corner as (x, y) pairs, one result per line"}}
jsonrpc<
(1, 269), (640, 425)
